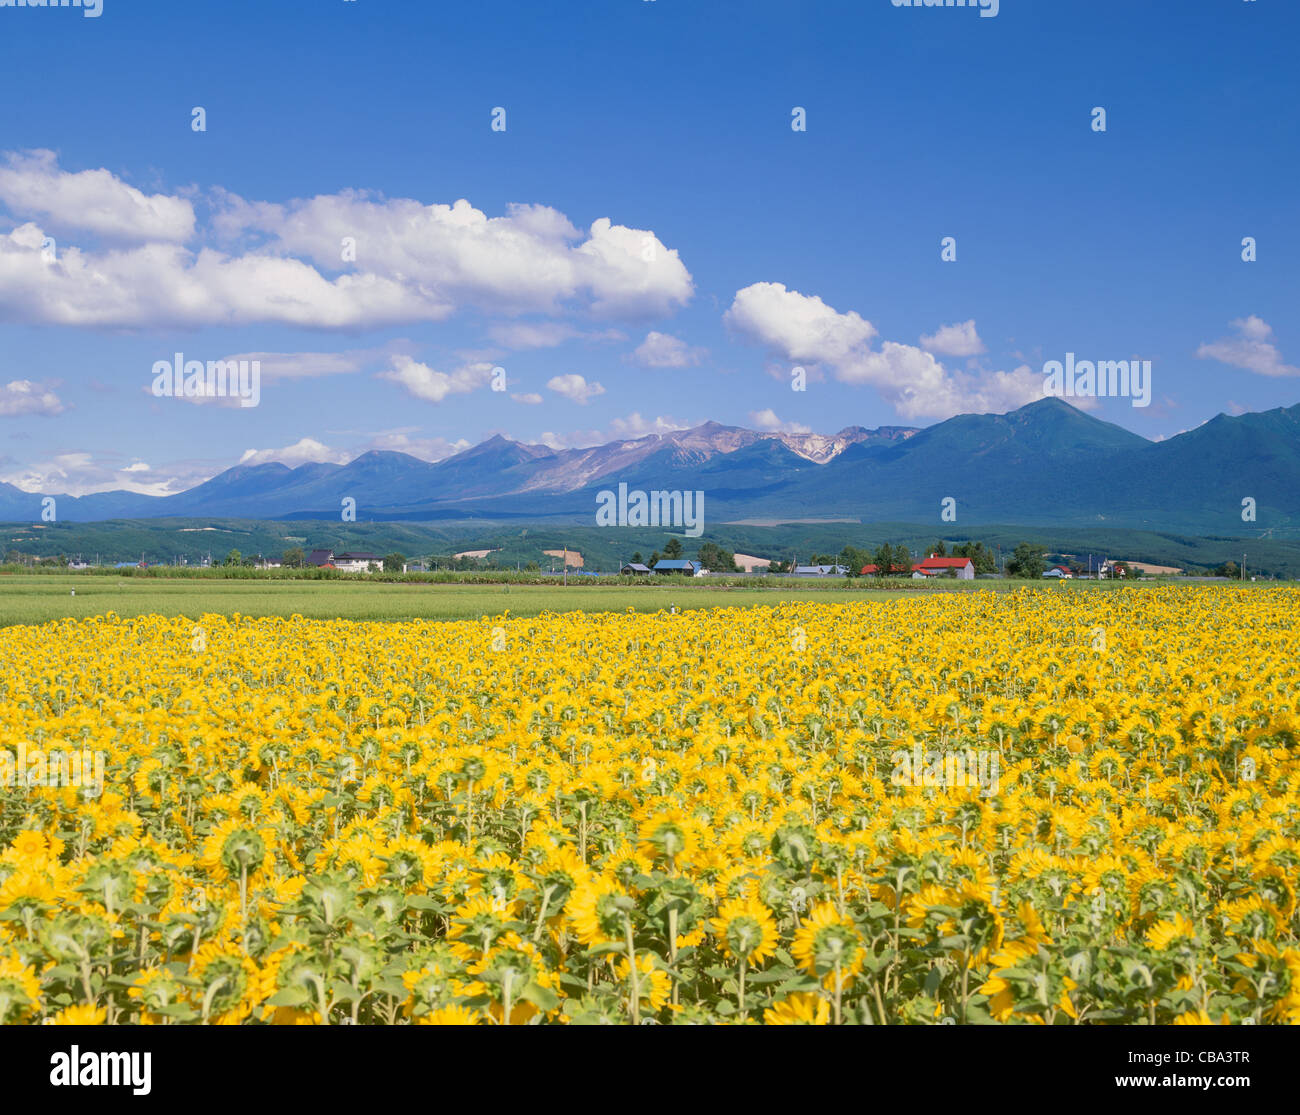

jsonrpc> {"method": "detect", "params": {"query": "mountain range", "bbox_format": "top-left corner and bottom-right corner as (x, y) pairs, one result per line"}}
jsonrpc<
(6, 398), (1300, 535)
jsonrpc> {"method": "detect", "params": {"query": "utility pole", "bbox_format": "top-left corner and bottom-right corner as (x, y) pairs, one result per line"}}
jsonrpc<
(1243, 552), (1247, 582)
(563, 544), (568, 587)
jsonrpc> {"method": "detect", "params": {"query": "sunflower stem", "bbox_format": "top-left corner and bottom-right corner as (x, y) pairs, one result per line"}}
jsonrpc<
(624, 919), (640, 1025)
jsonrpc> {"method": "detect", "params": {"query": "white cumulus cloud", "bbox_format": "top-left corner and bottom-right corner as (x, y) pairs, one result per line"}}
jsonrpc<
(919, 319), (986, 357)
(0, 221), (433, 328)
(725, 282), (1040, 420)
(0, 149), (195, 243)
(378, 356), (495, 404)
(237, 438), (349, 467)
(748, 408), (811, 434)
(1196, 316), (1299, 377)
(0, 451), (179, 497)
(0, 379), (65, 417)
(631, 331), (705, 367)
(546, 373), (605, 404)
(0, 152), (694, 329)
(725, 282), (877, 366)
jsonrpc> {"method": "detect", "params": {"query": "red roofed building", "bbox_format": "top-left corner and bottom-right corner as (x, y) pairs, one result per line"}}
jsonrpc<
(911, 555), (975, 580)
(860, 562), (912, 575)
(861, 554), (976, 578)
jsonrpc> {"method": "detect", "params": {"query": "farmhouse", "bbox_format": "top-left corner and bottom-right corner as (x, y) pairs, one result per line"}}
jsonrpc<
(651, 559), (699, 575)
(305, 549), (335, 568)
(620, 562), (652, 575)
(333, 551), (383, 573)
(912, 556), (975, 579)
(793, 564), (848, 576)
(861, 555), (974, 578)
(1043, 566), (1073, 579)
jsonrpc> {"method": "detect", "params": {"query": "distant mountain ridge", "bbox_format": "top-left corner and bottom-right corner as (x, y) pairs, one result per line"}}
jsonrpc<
(6, 398), (1300, 535)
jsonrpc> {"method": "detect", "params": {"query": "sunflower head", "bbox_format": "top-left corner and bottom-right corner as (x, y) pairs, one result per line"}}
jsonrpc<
(711, 896), (778, 967)
(0, 953), (41, 1023)
(763, 992), (830, 1025)
(791, 903), (864, 988)
(1146, 913), (1199, 953)
(567, 879), (635, 946)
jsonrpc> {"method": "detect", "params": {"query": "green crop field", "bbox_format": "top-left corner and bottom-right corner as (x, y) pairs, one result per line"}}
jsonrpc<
(0, 575), (904, 627)
(0, 573), (1151, 627)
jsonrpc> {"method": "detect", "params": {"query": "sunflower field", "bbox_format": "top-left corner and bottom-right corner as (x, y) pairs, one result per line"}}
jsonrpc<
(1, 587), (1297, 1025)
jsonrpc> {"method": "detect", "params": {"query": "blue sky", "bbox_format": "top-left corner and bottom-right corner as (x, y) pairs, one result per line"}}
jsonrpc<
(0, 0), (1297, 496)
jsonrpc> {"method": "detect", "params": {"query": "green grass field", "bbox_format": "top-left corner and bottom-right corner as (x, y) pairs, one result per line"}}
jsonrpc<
(0, 575), (909, 626)
(0, 573), (1203, 627)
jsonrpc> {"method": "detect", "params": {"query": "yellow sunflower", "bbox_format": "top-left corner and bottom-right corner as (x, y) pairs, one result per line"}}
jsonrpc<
(763, 992), (831, 1025)
(710, 896), (779, 967)
(790, 902), (864, 990)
